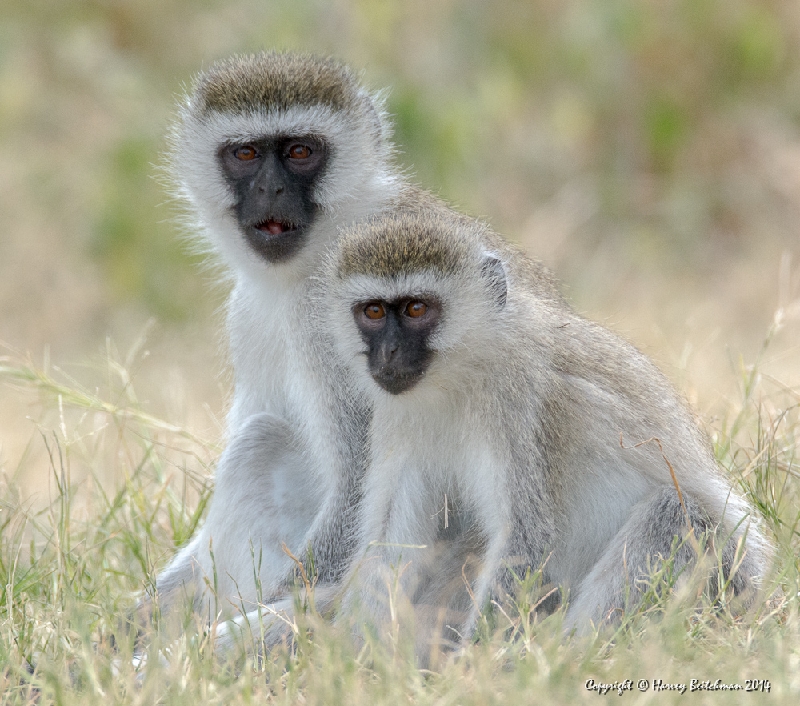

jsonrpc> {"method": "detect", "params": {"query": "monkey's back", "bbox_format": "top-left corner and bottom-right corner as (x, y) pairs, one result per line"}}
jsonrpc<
(489, 253), (773, 590)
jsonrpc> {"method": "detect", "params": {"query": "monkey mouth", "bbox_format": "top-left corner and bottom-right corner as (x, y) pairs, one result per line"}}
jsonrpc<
(243, 216), (309, 264)
(254, 218), (301, 236)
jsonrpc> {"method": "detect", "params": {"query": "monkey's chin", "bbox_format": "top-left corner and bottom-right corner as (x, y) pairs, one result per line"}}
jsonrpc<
(372, 373), (423, 395)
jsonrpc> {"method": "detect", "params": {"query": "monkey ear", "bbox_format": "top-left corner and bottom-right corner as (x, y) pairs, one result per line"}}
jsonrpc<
(480, 253), (508, 308)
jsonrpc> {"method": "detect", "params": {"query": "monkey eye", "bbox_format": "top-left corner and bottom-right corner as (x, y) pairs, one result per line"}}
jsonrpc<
(287, 144), (312, 159)
(233, 145), (258, 161)
(405, 301), (428, 318)
(364, 302), (386, 320)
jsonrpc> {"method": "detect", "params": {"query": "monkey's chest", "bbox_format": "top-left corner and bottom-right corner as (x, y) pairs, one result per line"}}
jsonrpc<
(228, 302), (329, 432)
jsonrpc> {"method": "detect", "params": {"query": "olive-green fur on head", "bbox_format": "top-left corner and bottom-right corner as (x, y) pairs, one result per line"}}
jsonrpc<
(195, 52), (364, 115)
(337, 208), (482, 280)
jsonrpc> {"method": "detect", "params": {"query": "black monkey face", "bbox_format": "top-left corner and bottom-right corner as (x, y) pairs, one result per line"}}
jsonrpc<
(352, 297), (442, 394)
(218, 136), (329, 263)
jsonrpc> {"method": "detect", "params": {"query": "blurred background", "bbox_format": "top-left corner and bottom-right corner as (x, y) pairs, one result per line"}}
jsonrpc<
(1, 0), (799, 498)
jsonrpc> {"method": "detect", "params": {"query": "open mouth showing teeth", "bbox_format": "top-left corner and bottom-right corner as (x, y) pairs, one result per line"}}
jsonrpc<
(254, 219), (299, 236)
(243, 216), (308, 263)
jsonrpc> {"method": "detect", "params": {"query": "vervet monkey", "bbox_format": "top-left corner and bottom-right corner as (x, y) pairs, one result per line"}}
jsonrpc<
(324, 200), (773, 657)
(147, 52), (404, 626)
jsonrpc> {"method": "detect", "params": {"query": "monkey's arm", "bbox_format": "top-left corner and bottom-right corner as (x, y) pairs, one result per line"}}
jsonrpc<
(296, 448), (364, 587)
(338, 463), (433, 620)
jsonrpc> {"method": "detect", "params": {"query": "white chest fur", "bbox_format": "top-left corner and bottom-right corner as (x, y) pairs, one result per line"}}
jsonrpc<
(224, 273), (339, 482)
(367, 394), (506, 541)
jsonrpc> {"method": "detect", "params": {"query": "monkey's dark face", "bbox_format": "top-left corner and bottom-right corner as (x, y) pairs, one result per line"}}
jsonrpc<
(219, 136), (329, 263)
(353, 297), (442, 394)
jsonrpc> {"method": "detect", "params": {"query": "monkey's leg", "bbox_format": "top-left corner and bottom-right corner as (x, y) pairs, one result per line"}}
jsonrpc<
(564, 486), (753, 634)
(147, 412), (325, 626)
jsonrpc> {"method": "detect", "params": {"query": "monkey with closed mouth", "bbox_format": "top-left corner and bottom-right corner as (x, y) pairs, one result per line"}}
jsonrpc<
(323, 199), (773, 660)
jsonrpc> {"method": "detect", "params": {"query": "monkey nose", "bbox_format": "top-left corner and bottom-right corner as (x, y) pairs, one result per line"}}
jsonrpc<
(256, 184), (285, 195)
(378, 341), (398, 366)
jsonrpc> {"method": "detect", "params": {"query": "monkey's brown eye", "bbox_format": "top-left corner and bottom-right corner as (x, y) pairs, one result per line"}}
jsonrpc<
(288, 144), (312, 159)
(405, 301), (427, 318)
(364, 303), (385, 320)
(233, 145), (258, 161)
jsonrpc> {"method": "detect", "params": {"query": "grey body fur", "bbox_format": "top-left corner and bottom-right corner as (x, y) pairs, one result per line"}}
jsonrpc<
(149, 52), (404, 625)
(324, 198), (773, 658)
